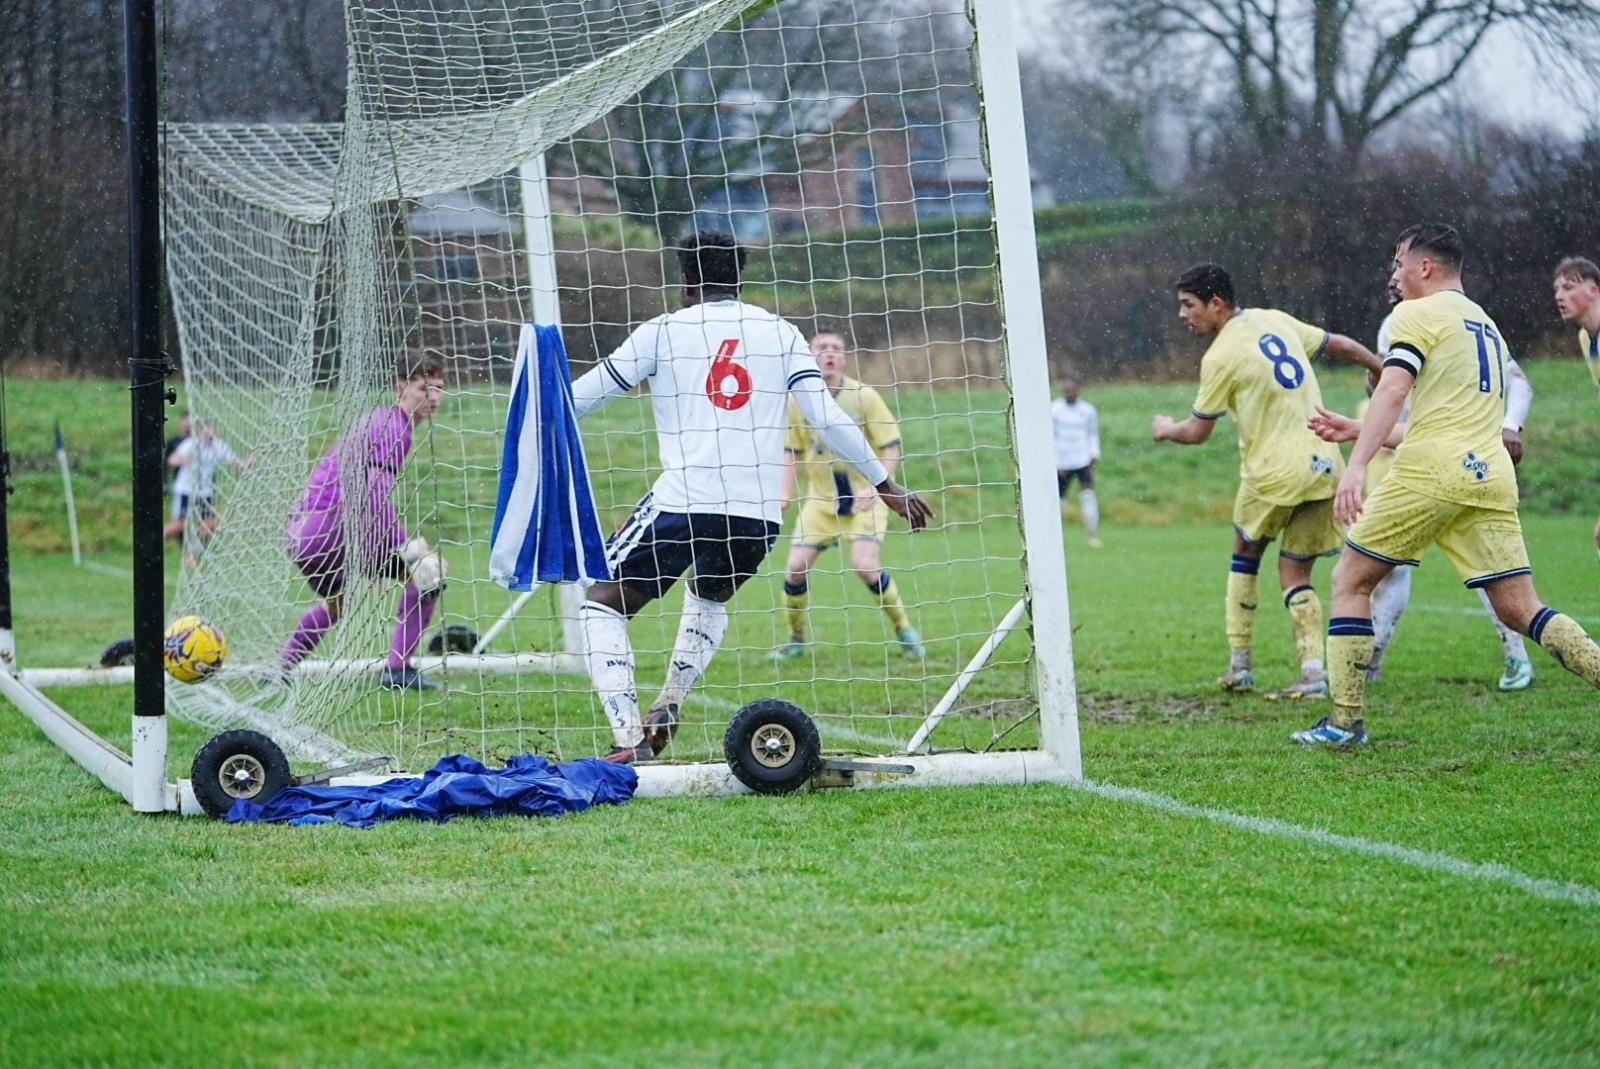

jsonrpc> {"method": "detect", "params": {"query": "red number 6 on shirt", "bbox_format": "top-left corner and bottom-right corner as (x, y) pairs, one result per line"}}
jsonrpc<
(705, 338), (753, 411)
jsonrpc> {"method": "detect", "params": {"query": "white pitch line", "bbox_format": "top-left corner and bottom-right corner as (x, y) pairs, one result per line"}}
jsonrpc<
(83, 560), (132, 579)
(817, 719), (907, 751)
(1074, 777), (1600, 910)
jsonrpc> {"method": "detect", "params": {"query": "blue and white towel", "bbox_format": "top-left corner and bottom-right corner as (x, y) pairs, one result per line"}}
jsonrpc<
(490, 323), (611, 591)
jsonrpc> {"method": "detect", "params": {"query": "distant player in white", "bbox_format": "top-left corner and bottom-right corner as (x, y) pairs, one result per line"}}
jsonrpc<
(570, 232), (934, 763)
(1050, 378), (1102, 546)
(164, 417), (246, 555)
(1354, 282), (1537, 691)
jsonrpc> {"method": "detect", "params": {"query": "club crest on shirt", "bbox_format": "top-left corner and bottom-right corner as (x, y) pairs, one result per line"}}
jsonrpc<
(1461, 452), (1490, 481)
(1309, 454), (1335, 476)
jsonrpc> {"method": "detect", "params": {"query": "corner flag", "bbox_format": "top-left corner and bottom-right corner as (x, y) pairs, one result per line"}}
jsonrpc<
(490, 324), (611, 591)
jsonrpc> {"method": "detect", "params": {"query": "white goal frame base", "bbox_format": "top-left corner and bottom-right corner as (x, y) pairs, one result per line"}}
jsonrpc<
(1, 593), (1080, 816)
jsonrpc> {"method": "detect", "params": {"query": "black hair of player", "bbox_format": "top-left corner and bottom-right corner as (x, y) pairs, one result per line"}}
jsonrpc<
(1174, 263), (1235, 307)
(1395, 223), (1464, 271)
(680, 231), (745, 295)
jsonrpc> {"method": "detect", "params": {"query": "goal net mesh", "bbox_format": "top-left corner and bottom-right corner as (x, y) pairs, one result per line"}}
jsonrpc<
(161, 0), (1043, 772)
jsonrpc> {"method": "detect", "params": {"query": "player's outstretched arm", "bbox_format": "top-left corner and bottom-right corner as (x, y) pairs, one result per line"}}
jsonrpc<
(571, 319), (661, 419)
(1152, 413), (1216, 445)
(1335, 366), (1412, 525)
(1323, 333), (1382, 373)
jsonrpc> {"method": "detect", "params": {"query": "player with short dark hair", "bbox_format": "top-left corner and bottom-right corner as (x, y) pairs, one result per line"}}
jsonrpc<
(279, 360), (449, 690)
(1153, 262), (1381, 699)
(570, 232), (934, 764)
(1551, 255), (1600, 556)
(1296, 224), (1600, 745)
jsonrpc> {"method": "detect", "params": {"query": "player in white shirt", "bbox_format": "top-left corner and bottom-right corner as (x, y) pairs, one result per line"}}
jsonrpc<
(1325, 283), (1537, 692)
(1050, 378), (1102, 547)
(569, 232), (934, 763)
(164, 418), (245, 552)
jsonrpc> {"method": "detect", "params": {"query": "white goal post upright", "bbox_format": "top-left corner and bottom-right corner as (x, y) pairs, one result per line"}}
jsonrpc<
(970, 0), (1080, 778)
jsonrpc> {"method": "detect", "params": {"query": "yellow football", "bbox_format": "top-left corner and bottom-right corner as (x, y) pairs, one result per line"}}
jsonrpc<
(163, 615), (227, 683)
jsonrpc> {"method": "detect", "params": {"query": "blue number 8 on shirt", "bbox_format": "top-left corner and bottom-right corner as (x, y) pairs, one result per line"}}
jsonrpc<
(1258, 333), (1305, 389)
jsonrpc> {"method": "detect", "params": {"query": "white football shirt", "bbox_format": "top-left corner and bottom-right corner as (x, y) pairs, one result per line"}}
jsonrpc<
(572, 299), (887, 522)
(1050, 398), (1100, 470)
(171, 436), (237, 499)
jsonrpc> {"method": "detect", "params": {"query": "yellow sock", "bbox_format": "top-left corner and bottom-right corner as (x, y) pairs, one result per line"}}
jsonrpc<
(870, 572), (911, 633)
(1284, 584), (1325, 672)
(1327, 617), (1374, 729)
(1226, 556), (1260, 652)
(1531, 609), (1600, 688)
(782, 581), (809, 642)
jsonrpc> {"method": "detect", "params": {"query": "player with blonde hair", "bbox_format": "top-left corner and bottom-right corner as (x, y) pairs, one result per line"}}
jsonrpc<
(774, 329), (924, 660)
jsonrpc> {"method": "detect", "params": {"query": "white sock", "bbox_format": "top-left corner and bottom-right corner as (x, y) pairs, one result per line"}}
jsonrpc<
(1476, 587), (1528, 661)
(655, 590), (730, 711)
(1369, 564), (1413, 668)
(579, 601), (641, 748)
(1079, 489), (1100, 535)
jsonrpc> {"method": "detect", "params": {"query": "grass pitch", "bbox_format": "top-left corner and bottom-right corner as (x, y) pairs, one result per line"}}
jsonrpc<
(3, 365), (1600, 1066)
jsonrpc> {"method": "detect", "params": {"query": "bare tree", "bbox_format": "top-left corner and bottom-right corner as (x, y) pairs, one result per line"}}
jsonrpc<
(1076, 0), (1600, 160)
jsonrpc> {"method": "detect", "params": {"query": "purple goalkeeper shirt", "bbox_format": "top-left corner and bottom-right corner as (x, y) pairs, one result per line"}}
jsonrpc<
(288, 405), (412, 568)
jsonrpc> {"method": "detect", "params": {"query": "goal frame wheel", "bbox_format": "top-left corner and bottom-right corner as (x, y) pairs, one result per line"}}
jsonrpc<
(426, 624), (480, 655)
(98, 636), (135, 668)
(190, 729), (291, 819)
(723, 699), (823, 795)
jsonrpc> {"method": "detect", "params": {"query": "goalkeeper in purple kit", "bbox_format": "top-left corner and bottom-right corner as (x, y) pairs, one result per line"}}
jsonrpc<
(279, 361), (449, 690)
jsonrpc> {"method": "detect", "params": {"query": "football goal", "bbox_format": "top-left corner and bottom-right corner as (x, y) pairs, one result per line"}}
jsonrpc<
(1, 0), (1079, 813)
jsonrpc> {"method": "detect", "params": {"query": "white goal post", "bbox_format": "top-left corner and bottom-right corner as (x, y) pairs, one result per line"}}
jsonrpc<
(2, 0), (1080, 813)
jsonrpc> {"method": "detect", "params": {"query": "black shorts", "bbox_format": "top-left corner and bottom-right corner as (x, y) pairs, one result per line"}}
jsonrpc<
(606, 499), (780, 602)
(1057, 466), (1094, 494)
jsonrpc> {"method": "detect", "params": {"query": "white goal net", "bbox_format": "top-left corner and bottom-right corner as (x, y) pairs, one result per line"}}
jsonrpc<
(160, 0), (1077, 783)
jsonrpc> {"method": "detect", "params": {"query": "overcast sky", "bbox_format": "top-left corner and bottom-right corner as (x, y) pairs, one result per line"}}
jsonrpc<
(1011, 4), (1589, 141)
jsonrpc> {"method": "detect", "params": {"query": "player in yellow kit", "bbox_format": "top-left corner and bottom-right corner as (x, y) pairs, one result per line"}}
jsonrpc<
(774, 330), (924, 659)
(1153, 263), (1381, 699)
(1295, 224), (1600, 745)
(1551, 255), (1600, 556)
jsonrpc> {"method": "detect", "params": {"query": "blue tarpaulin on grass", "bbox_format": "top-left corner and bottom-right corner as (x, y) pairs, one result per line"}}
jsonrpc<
(227, 754), (637, 828)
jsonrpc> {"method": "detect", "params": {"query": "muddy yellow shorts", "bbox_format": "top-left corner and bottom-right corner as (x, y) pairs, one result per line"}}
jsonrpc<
(1346, 478), (1529, 587)
(792, 500), (888, 549)
(1234, 486), (1341, 561)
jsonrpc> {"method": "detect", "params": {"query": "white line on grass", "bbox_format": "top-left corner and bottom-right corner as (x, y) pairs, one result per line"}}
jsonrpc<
(1074, 777), (1600, 910)
(83, 560), (132, 579)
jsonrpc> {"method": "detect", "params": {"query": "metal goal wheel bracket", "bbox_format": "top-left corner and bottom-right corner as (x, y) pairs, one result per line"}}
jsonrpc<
(191, 729), (291, 819)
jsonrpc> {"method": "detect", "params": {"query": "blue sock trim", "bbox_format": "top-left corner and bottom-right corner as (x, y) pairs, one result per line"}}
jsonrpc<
(1283, 584), (1314, 607)
(867, 571), (892, 595)
(1229, 554), (1261, 576)
(783, 580), (808, 597)
(1328, 616), (1374, 637)
(1529, 607), (1558, 644)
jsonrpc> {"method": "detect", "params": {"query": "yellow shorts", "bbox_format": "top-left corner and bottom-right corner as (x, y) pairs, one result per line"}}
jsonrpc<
(1346, 477), (1530, 587)
(1233, 486), (1341, 560)
(792, 500), (888, 550)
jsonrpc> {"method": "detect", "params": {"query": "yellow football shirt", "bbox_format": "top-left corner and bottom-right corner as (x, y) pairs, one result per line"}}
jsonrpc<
(786, 376), (902, 513)
(1581, 328), (1600, 396)
(1383, 290), (1516, 510)
(1191, 308), (1342, 505)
